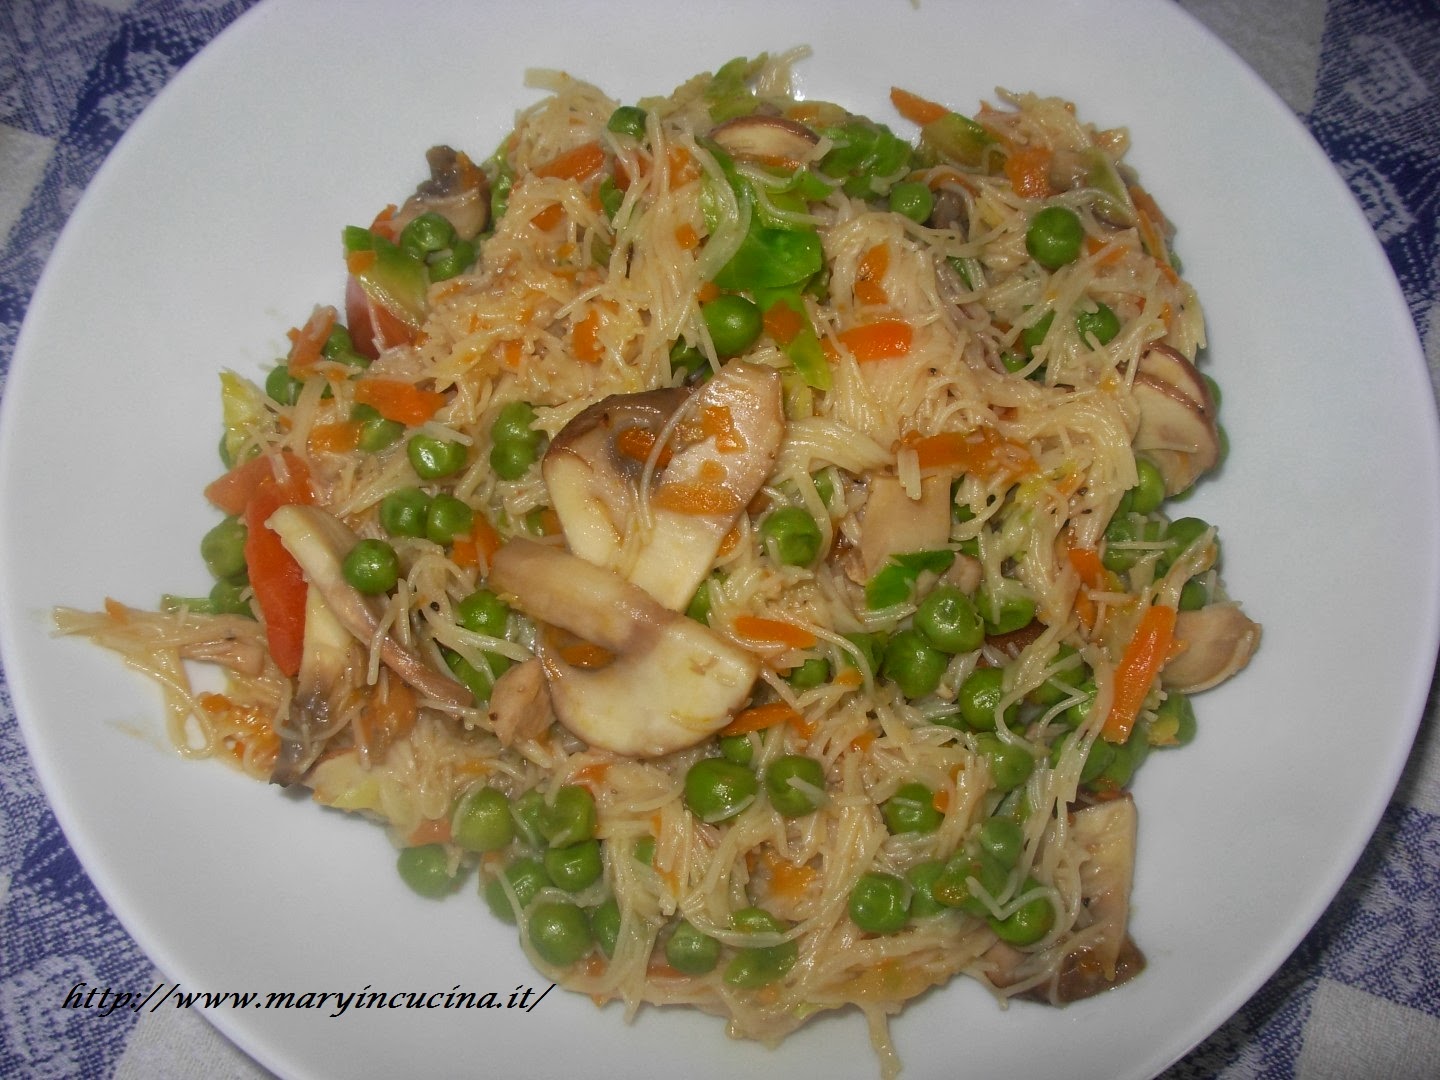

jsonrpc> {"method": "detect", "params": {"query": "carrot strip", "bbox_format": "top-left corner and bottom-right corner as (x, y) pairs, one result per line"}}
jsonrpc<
(286, 306), (337, 375)
(307, 420), (361, 455)
(572, 308), (604, 363)
(733, 614), (818, 650)
(242, 466), (314, 677)
(530, 203), (564, 231)
(718, 701), (804, 737)
(1101, 604), (1178, 743)
(835, 319), (913, 362)
(854, 243), (890, 306)
(674, 223), (701, 250)
(534, 141), (606, 182)
(890, 87), (951, 126)
(763, 302), (804, 345)
(204, 452), (309, 516)
(905, 428), (1035, 479)
(353, 378), (446, 426)
(1004, 145), (1053, 199)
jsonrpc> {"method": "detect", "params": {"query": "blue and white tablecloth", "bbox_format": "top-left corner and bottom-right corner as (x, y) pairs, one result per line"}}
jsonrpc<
(2, 1), (1437, 1076)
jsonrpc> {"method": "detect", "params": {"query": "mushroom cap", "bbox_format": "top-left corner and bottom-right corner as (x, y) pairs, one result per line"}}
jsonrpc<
(1131, 344), (1220, 496)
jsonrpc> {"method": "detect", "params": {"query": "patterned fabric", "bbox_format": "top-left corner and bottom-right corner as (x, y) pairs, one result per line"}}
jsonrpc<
(1, 1), (1436, 1076)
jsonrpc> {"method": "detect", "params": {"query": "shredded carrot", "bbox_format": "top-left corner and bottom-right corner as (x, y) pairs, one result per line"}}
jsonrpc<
(1101, 604), (1178, 743)
(890, 86), (951, 126)
(833, 319), (913, 362)
(451, 513), (501, 570)
(718, 701), (804, 738)
(353, 378), (446, 427)
(367, 204), (400, 242)
(530, 203), (564, 231)
(932, 787), (951, 814)
(569, 761), (611, 786)
(306, 420), (361, 455)
(1067, 546), (1107, 589)
(499, 339), (524, 370)
(674, 222), (701, 250)
(854, 243), (890, 306)
(834, 668), (864, 689)
(534, 141), (606, 182)
(696, 280), (721, 303)
(407, 815), (451, 846)
(572, 308), (605, 364)
(762, 850), (817, 902)
(763, 301), (804, 345)
(345, 249), (378, 275)
(733, 614), (818, 650)
(1004, 145), (1053, 199)
(904, 428), (1035, 479)
(559, 641), (613, 668)
(717, 524), (742, 557)
(849, 730), (878, 754)
(285, 305), (337, 375)
(652, 479), (739, 516)
(241, 465), (314, 678)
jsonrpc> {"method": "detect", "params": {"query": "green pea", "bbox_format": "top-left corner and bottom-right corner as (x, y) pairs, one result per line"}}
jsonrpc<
(905, 860), (948, 919)
(685, 578), (714, 625)
(426, 239), (476, 283)
(1050, 731), (1115, 785)
(528, 900), (592, 966)
(511, 790), (549, 847)
(723, 908), (797, 988)
(931, 850), (1007, 914)
(987, 881), (1055, 946)
(351, 404), (404, 453)
(396, 844), (459, 899)
(606, 104), (648, 140)
(379, 487), (431, 538)
(206, 579), (253, 617)
(200, 517), (248, 581)
(977, 817), (1024, 869)
(491, 401), (538, 445)
(1102, 513), (1165, 573)
(452, 787), (514, 853)
(1179, 578), (1209, 611)
(1027, 646), (1086, 708)
(764, 755), (827, 818)
(399, 211), (456, 258)
(590, 896), (622, 958)
(1062, 678), (1099, 730)
(848, 871), (911, 934)
(882, 629), (948, 699)
(1130, 456), (1166, 515)
(785, 656), (830, 690)
(483, 856), (550, 923)
(342, 538), (400, 595)
(719, 733), (755, 767)
(1074, 301), (1120, 346)
(419, 493), (471, 546)
(456, 589), (509, 637)
(954, 666), (1017, 732)
(1021, 310), (1055, 356)
(1026, 204), (1084, 269)
(665, 920), (721, 975)
(322, 324), (367, 367)
(669, 338), (707, 380)
(632, 836), (656, 865)
(1096, 730), (1150, 790)
(684, 758), (758, 823)
(701, 294), (763, 358)
(915, 585), (985, 654)
(598, 175), (624, 220)
(1160, 516), (1213, 572)
(975, 584), (1035, 636)
(543, 839), (604, 892)
(882, 781), (943, 835)
(265, 364), (302, 406)
(407, 434), (467, 479)
(841, 631), (887, 679)
(887, 180), (934, 224)
(489, 439), (538, 481)
(1148, 691), (1197, 748)
(541, 785), (597, 847)
(759, 506), (823, 567)
(976, 734), (1035, 792)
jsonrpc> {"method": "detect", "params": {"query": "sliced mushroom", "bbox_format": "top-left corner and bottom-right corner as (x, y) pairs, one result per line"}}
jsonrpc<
(707, 115), (821, 169)
(488, 539), (759, 757)
(266, 505), (471, 709)
(544, 361), (784, 611)
(1161, 602), (1262, 693)
(1131, 344), (1220, 496)
(542, 387), (689, 571)
(857, 473), (953, 580)
(271, 584), (363, 786)
(393, 145), (490, 242)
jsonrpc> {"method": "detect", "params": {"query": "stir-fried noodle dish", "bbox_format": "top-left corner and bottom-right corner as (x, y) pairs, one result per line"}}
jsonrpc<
(59, 53), (1260, 1074)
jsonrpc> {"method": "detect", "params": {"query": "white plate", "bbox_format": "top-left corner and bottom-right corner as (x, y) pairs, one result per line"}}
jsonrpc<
(3, 1), (1437, 1078)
